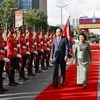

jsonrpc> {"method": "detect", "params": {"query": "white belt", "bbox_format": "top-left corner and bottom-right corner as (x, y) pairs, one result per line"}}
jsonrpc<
(23, 46), (26, 49)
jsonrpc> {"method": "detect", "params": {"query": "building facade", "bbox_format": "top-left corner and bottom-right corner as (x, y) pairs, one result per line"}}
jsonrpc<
(0, 0), (47, 15)
(39, 0), (47, 15)
(19, 0), (32, 10)
(19, 0), (47, 15)
(32, 0), (39, 9)
(0, 0), (3, 3)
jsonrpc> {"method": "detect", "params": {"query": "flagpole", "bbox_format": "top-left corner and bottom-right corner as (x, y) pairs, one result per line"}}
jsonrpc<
(66, 15), (71, 22)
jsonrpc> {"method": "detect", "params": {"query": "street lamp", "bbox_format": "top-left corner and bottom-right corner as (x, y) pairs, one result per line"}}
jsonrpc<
(56, 4), (69, 26)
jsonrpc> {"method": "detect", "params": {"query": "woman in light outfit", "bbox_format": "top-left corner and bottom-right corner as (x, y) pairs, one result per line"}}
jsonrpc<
(74, 32), (92, 89)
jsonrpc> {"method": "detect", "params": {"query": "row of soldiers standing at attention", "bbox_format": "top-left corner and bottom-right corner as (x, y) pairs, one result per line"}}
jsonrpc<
(0, 25), (56, 94)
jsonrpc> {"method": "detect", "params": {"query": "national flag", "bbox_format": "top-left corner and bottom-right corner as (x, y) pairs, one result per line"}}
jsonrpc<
(63, 16), (73, 59)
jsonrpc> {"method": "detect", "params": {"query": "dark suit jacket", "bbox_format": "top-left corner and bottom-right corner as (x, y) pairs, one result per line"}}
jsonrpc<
(50, 36), (69, 62)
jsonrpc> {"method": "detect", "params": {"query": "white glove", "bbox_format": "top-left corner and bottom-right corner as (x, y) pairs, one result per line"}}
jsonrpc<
(34, 51), (38, 54)
(23, 46), (26, 49)
(34, 42), (37, 45)
(41, 42), (43, 44)
(3, 57), (9, 62)
(14, 48), (17, 51)
(38, 44), (41, 46)
(0, 50), (4, 53)
(47, 48), (50, 51)
(26, 51), (30, 55)
(44, 43), (47, 45)
(17, 44), (20, 47)
(26, 42), (29, 45)
(50, 40), (52, 42)
(49, 44), (51, 46)
(47, 42), (49, 44)
(17, 54), (22, 58)
(41, 49), (44, 52)
(4, 46), (9, 50)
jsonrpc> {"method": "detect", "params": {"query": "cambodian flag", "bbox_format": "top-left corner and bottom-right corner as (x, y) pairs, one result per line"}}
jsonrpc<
(63, 16), (73, 58)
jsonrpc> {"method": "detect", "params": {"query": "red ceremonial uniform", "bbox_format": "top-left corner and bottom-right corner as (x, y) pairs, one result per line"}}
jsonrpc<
(0, 26), (9, 93)
(26, 33), (36, 76)
(43, 38), (48, 51)
(40, 37), (44, 50)
(26, 34), (35, 53)
(7, 34), (18, 58)
(48, 35), (53, 50)
(0, 36), (5, 60)
(43, 36), (51, 67)
(6, 32), (21, 86)
(34, 34), (41, 52)
(18, 35), (27, 56)
(39, 34), (48, 70)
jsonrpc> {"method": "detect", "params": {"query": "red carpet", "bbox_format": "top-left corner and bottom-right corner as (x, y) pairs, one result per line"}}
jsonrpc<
(34, 45), (99, 100)
(90, 44), (100, 50)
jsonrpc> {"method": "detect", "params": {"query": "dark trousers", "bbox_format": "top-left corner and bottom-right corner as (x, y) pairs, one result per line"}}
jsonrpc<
(0, 60), (5, 89)
(38, 51), (45, 68)
(53, 59), (66, 85)
(27, 53), (34, 74)
(34, 54), (39, 71)
(7, 57), (19, 84)
(44, 50), (50, 67)
(19, 56), (27, 79)
(34, 52), (44, 71)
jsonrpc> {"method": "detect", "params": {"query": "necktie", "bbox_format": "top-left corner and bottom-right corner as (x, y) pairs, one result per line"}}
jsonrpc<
(58, 37), (60, 45)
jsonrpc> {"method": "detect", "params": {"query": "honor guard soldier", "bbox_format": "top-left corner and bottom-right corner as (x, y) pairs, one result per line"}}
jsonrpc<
(33, 31), (42, 73)
(43, 34), (51, 67)
(7, 27), (21, 86)
(0, 26), (9, 94)
(26, 28), (36, 76)
(39, 33), (48, 70)
(48, 33), (54, 50)
(17, 27), (30, 81)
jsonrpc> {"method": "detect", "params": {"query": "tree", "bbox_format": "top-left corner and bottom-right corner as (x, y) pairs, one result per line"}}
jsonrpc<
(23, 9), (47, 31)
(47, 25), (59, 32)
(0, 0), (18, 30)
(0, 0), (48, 32)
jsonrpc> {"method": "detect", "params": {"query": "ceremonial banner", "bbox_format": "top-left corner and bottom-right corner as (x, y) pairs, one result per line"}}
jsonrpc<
(79, 24), (100, 28)
(79, 18), (100, 29)
(15, 10), (23, 27)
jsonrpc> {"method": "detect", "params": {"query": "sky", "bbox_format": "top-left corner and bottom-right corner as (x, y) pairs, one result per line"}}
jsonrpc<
(47, 0), (100, 34)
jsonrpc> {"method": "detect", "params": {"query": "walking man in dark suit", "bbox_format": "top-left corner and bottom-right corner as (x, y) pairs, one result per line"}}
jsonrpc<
(50, 28), (70, 88)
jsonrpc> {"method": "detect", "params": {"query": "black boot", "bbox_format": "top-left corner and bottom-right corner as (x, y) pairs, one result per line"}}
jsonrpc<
(0, 89), (3, 94)
(9, 76), (17, 86)
(35, 65), (42, 73)
(0, 79), (3, 94)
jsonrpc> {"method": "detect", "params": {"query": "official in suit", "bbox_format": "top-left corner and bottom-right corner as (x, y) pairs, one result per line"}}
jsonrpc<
(50, 28), (69, 87)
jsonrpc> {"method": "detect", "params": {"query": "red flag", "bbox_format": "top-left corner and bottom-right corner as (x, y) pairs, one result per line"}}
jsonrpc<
(63, 16), (73, 58)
